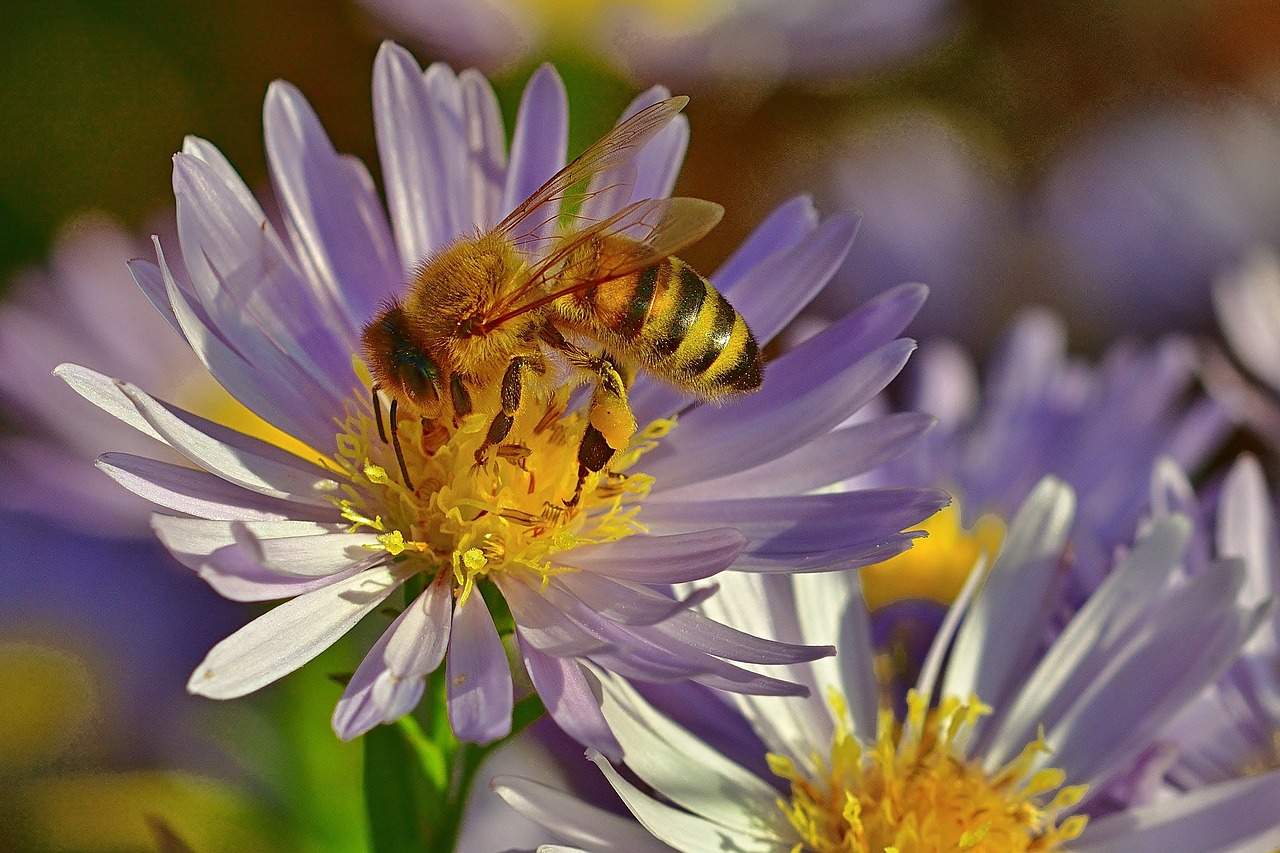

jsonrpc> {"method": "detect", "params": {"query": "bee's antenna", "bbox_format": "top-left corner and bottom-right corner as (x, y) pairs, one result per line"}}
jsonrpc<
(372, 386), (389, 444)
(388, 398), (414, 490)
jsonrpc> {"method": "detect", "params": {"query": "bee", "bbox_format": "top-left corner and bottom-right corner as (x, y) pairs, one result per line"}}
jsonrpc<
(361, 96), (762, 502)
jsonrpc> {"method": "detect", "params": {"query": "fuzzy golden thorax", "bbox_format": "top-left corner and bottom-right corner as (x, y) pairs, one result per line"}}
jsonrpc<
(404, 233), (544, 385)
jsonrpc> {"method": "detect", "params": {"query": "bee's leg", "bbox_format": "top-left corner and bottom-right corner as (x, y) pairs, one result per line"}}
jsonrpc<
(566, 358), (639, 507)
(475, 356), (527, 466)
(372, 385), (388, 443)
(586, 357), (637, 453)
(542, 326), (638, 451)
(450, 375), (472, 421)
(388, 398), (414, 489)
(568, 423), (616, 507)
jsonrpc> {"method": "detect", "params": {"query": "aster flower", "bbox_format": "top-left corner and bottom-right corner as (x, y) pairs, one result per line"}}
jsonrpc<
(1129, 455), (1280, 845)
(851, 308), (1230, 627)
(497, 477), (1280, 852)
(0, 216), (298, 537)
(1035, 96), (1280, 339)
(57, 43), (945, 752)
(356, 0), (956, 87)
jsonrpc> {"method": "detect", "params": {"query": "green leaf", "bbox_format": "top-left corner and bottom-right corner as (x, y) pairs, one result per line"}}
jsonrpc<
(363, 722), (441, 853)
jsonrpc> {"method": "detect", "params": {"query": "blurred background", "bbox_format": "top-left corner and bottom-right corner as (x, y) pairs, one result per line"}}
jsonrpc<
(2, 0), (1280, 849)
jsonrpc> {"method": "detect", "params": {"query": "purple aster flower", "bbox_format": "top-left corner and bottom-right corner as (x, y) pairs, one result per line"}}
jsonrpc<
(1141, 456), (1280, 840)
(57, 43), (945, 753)
(810, 110), (1017, 350)
(0, 215), (309, 538)
(1035, 96), (1280, 340)
(852, 308), (1231, 623)
(355, 0), (957, 87)
(496, 477), (1280, 852)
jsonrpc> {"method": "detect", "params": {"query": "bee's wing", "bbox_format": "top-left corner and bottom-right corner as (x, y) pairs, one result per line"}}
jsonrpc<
(481, 196), (724, 329)
(492, 96), (690, 249)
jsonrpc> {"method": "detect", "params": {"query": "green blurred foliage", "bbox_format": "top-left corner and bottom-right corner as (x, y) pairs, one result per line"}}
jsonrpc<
(0, 0), (379, 286)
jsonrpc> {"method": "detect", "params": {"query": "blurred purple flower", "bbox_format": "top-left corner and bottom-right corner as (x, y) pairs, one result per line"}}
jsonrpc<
(0, 217), (207, 537)
(497, 478), (1280, 852)
(0, 510), (243, 770)
(872, 310), (1230, 597)
(1209, 247), (1280, 449)
(0, 216), (310, 538)
(57, 44), (945, 754)
(1036, 97), (1280, 338)
(813, 110), (1017, 347)
(356, 0), (957, 87)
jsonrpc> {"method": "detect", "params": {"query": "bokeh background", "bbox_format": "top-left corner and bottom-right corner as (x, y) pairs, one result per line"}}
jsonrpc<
(3, 0), (1280, 850)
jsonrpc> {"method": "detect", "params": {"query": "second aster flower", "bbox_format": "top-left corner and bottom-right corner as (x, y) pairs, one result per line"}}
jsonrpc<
(56, 43), (945, 754)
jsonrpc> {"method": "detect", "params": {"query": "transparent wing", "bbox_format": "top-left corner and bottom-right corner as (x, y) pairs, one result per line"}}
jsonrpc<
(480, 196), (724, 330)
(492, 96), (690, 248)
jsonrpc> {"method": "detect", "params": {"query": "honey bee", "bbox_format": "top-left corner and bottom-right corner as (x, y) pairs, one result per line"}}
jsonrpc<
(362, 96), (762, 501)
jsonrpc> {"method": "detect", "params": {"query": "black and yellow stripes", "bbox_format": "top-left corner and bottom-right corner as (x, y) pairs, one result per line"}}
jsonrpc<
(574, 255), (762, 398)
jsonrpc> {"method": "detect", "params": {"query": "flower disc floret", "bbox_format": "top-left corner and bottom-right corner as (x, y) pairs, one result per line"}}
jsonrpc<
(332, 371), (664, 604)
(771, 691), (1088, 853)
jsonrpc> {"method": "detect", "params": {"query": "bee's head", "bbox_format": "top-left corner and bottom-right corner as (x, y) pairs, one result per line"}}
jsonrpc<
(362, 305), (445, 415)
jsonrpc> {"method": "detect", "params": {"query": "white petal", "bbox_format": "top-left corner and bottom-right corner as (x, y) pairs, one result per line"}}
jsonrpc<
(596, 671), (790, 841)
(494, 775), (671, 853)
(447, 589), (513, 744)
(587, 751), (785, 853)
(941, 477), (1075, 708)
(384, 572), (452, 678)
(188, 565), (405, 698)
(981, 515), (1192, 767)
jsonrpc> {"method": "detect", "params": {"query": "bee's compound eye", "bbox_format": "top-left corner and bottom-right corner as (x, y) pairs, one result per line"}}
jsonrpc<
(396, 352), (441, 409)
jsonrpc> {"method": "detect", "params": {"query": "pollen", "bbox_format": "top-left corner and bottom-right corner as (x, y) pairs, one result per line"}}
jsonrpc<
(861, 500), (1005, 611)
(329, 363), (664, 605)
(771, 691), (1088, 853)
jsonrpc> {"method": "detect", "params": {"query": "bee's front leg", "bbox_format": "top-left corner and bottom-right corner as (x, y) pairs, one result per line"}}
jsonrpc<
(475, 356), (527, 467)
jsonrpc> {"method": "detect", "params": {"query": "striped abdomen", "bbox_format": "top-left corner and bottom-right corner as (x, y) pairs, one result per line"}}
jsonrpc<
(561, 254), (762, 398)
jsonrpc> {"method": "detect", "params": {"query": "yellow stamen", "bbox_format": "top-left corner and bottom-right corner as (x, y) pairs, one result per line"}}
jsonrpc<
(772, 690), (1088, 853)
(332, 363), (663, 608)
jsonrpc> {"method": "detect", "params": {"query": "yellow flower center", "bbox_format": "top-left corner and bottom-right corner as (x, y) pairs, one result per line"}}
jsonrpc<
(770, 691), (1089, 853)
(1240, 728), (1280, 777)
(330, 361), (663, 603)
(861, 501), (1005, 612)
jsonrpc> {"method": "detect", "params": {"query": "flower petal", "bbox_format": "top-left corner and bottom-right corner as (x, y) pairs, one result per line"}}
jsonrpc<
(1074, 769), (1280, 853)
(447, 589), (514, 744)
(941, 477), (1075, 708)
(518, 646), (620, 761)
(655, 411), (934, 501)
(561, 529), (746, 583)
(188, 565), (404, 698)
(263, 79), (399, 336)
(96, 452), (338, 523)
(585, 750), (784, 853)
(494, 775), (672, 853)
(373, 44), (468, 267)
(384, 572), (452, 678)
(596, 673), (791, 840)
(499, 63), (568, 251)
